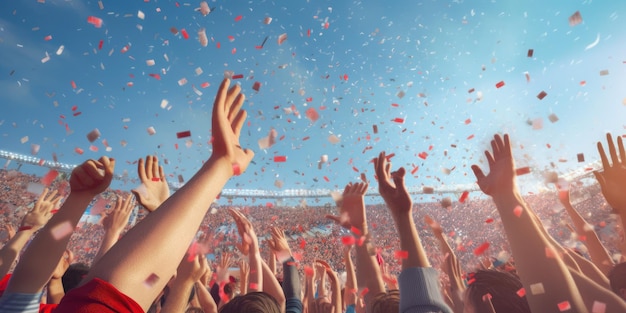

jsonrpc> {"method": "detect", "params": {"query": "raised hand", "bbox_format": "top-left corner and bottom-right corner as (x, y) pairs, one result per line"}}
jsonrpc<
(132, 156), (170, 212)
(209, 78), (255, 176)
(267, 226), (292, 262)
(21, 188), (62, 230)
(216, 252), (233, 283)
(177, 254), (209, 284)
(594, 133), (626, 212)
(102, 194), (135, 234)
(326, 182), (368, 231)
(70, 156), (115, 196)
(228, 208), (259, 255)
(471, 134), (517, 197)
(3, 224), (16, 241)
(373, 151), (412, 217)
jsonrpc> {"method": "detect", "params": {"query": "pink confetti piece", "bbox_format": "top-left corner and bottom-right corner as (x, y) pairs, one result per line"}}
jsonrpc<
(277, 33), (287, 45)
(592, 301), (606, 313)
(41, 170), (58, 186)
(199, 1), (211, 16)
(515, 167), (531, 176)
(558, 301), (571, 311)
(467, 134), (475, 140)
(75, 147), (84, 155)
(87, 128), (101, 143)
(304, 266), (314, 277)
(482, 293), (492, 302)
(87, 16), (103, 28)
(360, 287), (369, 297)
(513, 205), (524, 217)
(44, 35), (52, 41)
(51, 221), (74, 240)
(71, 80), (77, 89)
(274, 155), (287, 162)
(516, 288), (526, 297)
(392, 117), (405, 124)
(200, 82), (210, 88)
(264, 17), (272, 24)
(473, 242), (490, 256)
(228, 35), (235, 42)
(464, 118), (471, 124)
(120, 45), (129, 53)
(198, 28), (208, 47)
(144, 273), (160, 288)
(495, 81), (505, 88)
(147, 126), (156, 135)
(569, 11), (582, 26)
(181, 28), (189, 39)
(305, 107), (320, 122)
(234, 15), (243, 22)
(89, 145), (98, 152)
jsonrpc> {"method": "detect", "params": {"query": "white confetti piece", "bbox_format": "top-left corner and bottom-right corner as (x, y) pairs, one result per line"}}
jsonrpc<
(31, 144), (40, 155)
(178, 78), (188, 86)
(56, 45), (64, 55)
(195, 67), (203, 76)
(41, 52), (50, 63)
(529, 282), (545, 295)
(137, 10), (145, 20)
(146, 59), (155, 66)
(585, 33), (600, 50)
(21, 136), (29, 144)
(27, 182), (44, 194)
(160, 99), (169, 109)
(591, 301), (606, 313)
(51, 221), (74, 240)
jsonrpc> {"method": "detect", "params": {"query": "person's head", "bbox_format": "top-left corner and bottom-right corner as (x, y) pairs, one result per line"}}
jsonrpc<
(370, 290), (399, 313)
(61, 263), (90, 293)
(464, 270), (530, 313)
(608, 262), (626, 300)
(218, 292), (281, 313)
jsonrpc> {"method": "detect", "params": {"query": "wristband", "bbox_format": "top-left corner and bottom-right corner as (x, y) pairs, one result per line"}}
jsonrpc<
(18, 226), (33, 232)
(232, 163), (241, 176)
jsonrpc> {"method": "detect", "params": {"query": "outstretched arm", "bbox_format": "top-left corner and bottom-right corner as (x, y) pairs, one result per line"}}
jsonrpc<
(557, 186), (614, 277)
(0, 188), (60, 278)
(7, 158), (114, 294)
(373, 152), (451, 313)
(161, 254), (208, 313)
(80, 79), (254, 310)
(327, 182), (385, 312)
(471, 134), (588, 312)
(93, 194), (134, 265)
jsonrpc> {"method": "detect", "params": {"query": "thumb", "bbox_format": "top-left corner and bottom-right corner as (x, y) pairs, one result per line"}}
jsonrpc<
(391, 167), (406, 188)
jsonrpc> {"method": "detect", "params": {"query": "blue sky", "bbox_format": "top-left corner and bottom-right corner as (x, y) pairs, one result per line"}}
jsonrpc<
(2, 0), (626, 200)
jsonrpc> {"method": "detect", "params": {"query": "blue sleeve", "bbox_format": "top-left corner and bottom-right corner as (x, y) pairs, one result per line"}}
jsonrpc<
(283, 257), (303, 313)
(0, 292), (42, 313)
(398, 267), (453, 313)
(345, 304), (356, 313)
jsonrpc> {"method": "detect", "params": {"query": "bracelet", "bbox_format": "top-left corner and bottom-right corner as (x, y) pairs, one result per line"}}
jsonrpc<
(232, 163), (241, 176)
(18, 226), (33, 232)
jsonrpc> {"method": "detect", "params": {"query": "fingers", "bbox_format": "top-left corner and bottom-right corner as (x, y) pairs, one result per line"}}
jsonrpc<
(391, 167), (406, 189)
(225, 84), (243, 116)
(598, 141), (610, 170)
(232, 109), (247, 138)
(607, 133), (620, 166)
(485, 150), (495, 167)
(617, 136), (626, 165)
(145, 156), (154, 179)
(158, 165), (166, 182)
(213, 78), (231, 118)
(137, 157), (147, 181)
(228, 92), (245, 122)
(471, 164), (485, 181)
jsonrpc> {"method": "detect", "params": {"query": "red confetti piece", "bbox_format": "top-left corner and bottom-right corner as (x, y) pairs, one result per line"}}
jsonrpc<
(249, 282), (258, 290)
(98, 40), (104, 50)
(482, 293), (492, 302)
(467, 134), (475, 140)
(149, 73), (161, 80)
(411, 166), (419, 175)
(299, 238), (306, 249)
(342, 236), (356, 245)
(465, 118), (471, 124)
(307, 29), (311, 37)
(304, 266), (314, 277)
(151, 177), (161, 182)
(513, 205), (524, 217)
(515, 167), (531, 175)
(459, 191), (469, 203)
(120, 45), (129, 53)
(305, 97), (313, 102)
(87, 16), (103, 28)
(252, 81), (261, 91)
(356, 236), (366, 246)
(558, 301), (571, 311)
(181, 29), (189, 39)
(277, 33), (287, 45)
(350, 226), (362, 236)
(75, 147), (84, 155)
(569, 11), (582, 26)
(274, 156), (287, 162)
(227, 35), (235, 42)
(372, 125), (378, 134)
(72, 112), (81, 117)
(71, 81), (77, 89)
(360, 288), (369, 297)
(343, 74), (349, 81)
(305, 107), (320, 122)
(473, 242), (490, 256)
(231, 48), (236, 54)
(234, 15), (243, 22)
(516, 288), (526, 297)
(44, 35), (52, 41)
(41, 170), (59, 186)
(200, 82), (210, 88)
(527, 49), (534, 57)
(537, 91), (547, 100)
(394, 250), (409, 259)
(495, 81), (505, 88)
(418, 152), (428, 160)
(392, 117), (405, 124)
(485, 218), (494, 224)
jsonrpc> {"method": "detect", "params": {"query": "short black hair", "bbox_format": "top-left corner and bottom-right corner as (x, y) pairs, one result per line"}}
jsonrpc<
(466, 270), (531, 313)
(218, 292), (281, 313)
(62, 263), (90, 293)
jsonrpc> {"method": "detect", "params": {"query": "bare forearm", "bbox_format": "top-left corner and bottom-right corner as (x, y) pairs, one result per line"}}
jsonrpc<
(93, 230), (121, 265)
(46, 278), (65, 304)
(161, 279), (194, 313)
(355, 241), (385, 311)
(393, 213), (430, 269)
(0, 229), (35, 277)
(248, 252), (263, 292)
(8, 192), (92, 294)
(343, 252), (357, 305)
(493, 192), (587, 313)
(261, 260), (285, 311)
(195, 282), (218, 313)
